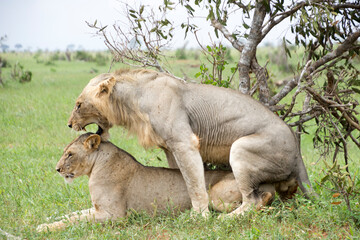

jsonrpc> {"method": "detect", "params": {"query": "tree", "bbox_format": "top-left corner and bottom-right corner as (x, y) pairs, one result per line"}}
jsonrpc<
(14, 43), (22, 51)
(89, 0), (360, 222)
(0, 35), (9, 53)
(0, 35), (8, 85)
(65, 44), (76, 62)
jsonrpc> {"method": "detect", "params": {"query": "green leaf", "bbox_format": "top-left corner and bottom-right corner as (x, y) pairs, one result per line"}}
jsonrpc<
(185, 4), (195, 15)
(139, 5), (145, 14)
(321, 175), (330, 183)
(351, 87), (360, 94)
(214, 28), (219, 38)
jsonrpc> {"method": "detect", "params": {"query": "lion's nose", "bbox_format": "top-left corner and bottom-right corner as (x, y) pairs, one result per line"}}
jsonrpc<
(68, 124), (72, 128)
(56, 168), (61, 172)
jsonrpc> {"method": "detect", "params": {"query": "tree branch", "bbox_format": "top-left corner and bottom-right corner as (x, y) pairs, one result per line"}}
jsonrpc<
(281, 60), (312, 119)
(262, 1), (307, 38)
(305, 86), (360, 131)
(269, 77), (298, 106)
(270, 29), (360, 106)
(211, 19), (244, 51)
(288, 111), (322, 127)
(332, 3), (360, 10)
(308, 29), (360, 73)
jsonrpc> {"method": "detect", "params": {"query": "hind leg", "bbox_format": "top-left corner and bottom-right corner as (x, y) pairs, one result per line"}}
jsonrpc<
(275, 179), (299, 201)
(228, 135), (295, 216)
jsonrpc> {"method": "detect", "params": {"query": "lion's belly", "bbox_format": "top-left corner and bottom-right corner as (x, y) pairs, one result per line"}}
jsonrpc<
(200, 145), (231, 164)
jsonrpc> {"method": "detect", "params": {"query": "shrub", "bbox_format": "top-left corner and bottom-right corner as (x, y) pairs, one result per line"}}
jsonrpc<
(175, 48), (187, 60)
(74, 51), (94, 62)
(0, 56), (10, 68)
(11, 62), (32, 83)
(94, 52), (108, 66)
(50, 51), (66, 61)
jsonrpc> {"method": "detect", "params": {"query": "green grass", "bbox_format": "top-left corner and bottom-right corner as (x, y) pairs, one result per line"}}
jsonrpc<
(0, 52), (359, 239)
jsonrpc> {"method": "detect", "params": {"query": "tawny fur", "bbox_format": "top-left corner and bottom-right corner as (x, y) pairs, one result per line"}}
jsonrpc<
(37, 133), (298, 232)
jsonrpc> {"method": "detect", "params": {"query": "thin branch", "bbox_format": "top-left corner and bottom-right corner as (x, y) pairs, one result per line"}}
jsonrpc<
(349, 133), (360, 148)
(332, 3), (360, 10)
(281, 60), (312, 119)
(270, 29), (360, 106)
(210, 19), (243, 51)
(309, 55), (349, 78)
(308, 29), (360, 72)
(305, 87), (360, 131)
(288, 111), (322, 127)
(262, 1), (308, 38)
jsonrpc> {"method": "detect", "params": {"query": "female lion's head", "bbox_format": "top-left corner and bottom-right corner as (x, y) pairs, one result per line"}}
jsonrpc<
(56, 133), (101, 183)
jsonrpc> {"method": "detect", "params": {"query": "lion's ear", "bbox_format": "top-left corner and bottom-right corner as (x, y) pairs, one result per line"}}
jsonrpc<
(84, 134), (101, 150)
(96, 77), (116, 97)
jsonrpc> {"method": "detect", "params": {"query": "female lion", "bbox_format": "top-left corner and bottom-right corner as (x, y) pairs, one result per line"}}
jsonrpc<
(37, 133), (297, 232)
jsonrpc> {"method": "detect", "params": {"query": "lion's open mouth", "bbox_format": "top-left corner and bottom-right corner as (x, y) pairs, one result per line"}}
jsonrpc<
(96, 126), (104, 135)
(80, 123), (105, 135)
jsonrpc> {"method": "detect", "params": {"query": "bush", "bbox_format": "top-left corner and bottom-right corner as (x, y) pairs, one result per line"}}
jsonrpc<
(74, 51), (94, 62)
(175, 48), (187, 60)
(0, 56), (10, 68)
(94, 52), (109, 66)
(11, 62), (32, 83)
(50, 51), (66, 61)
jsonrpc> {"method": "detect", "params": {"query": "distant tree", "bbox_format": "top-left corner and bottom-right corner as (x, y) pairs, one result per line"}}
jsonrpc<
(14, 44), (22, 51)
(67, 44), (75, 51)
(0, 57), (3, 86)
(0, 44), (9, 53)
(0, 36), (7, 85)
(65, 44), (76, 61)
(0, 35), (9, 53)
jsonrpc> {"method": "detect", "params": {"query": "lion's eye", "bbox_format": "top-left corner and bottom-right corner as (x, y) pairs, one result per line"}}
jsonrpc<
(68, 153), (73, 158)
(76, 103), (81, 111)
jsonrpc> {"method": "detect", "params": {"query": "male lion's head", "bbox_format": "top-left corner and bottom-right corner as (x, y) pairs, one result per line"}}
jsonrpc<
(56, 133), (101, 183)
(68, 74), (117, 140)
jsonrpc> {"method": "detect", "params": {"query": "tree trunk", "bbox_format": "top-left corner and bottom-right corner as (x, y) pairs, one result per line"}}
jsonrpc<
(238, 2), (266, 94)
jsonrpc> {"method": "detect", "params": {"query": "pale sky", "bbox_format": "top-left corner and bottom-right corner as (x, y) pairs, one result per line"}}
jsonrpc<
(0, 0), (293, 51)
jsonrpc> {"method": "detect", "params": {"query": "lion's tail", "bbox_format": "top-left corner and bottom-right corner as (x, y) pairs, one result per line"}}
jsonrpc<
(296, 154), (318, 199)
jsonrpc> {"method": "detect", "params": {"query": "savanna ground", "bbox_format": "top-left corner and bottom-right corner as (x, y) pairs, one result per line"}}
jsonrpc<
(0, 49), (359, 239)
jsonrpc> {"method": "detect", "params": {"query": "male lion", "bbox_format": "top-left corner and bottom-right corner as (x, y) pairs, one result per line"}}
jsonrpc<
(37, 133), (292, 232)
(67, 69), (316, 216)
